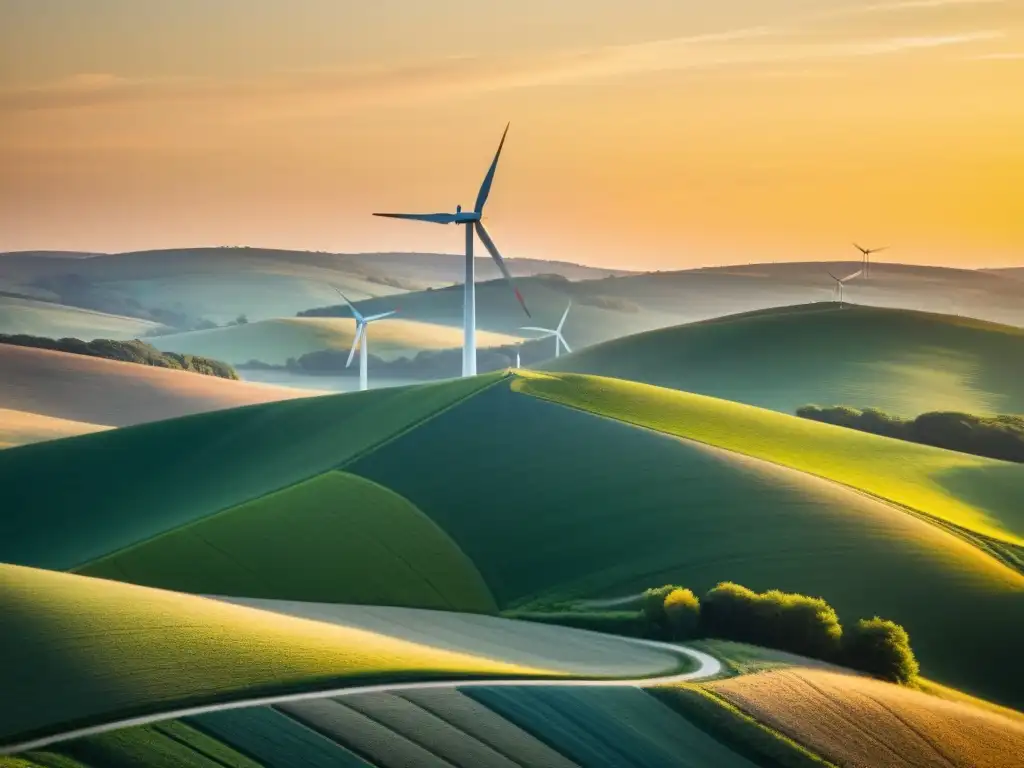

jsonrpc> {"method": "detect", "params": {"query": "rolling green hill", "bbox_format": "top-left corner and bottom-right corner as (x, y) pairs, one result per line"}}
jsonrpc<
(0, 564), (597, 750)
(1, 371), (1021, 705)
(152, 316), (522, 365)
(544, 304), (1024, 417)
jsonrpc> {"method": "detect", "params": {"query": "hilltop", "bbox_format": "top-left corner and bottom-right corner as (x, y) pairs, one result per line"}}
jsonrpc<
(543, 303), (1024, 417)
(0, 371), (1020, 706)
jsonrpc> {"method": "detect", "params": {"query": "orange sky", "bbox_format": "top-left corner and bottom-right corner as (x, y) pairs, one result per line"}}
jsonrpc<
(0, 0), (1021, 269)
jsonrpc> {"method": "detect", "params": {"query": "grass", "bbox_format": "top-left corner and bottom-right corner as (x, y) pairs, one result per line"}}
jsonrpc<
(25, 722), (264, 768)
(0, 563), (567, 749)
(80, 471), (497, 613)
(187, 708), (372, 768)
(0, 372), (502, 570)
(707, 667), (1024, 768)
(514, 371), (1024, 548)
(545, 303), (1024, 417)
(464, 686), (761, 767)
(0, 296), (162, 341)
(348, 377), (1024, 706)
(153, 316), (522, 365)
(0, 408), (108, 450)
(652, 685), (836, 768)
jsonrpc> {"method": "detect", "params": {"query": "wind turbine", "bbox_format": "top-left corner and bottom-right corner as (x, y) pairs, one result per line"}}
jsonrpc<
(522, 301), (572, 358)
(827, 268), (863, 308)
(373, 124), (530, 377)
(852, 243), (888, 279)
(336, 289), (396, 391)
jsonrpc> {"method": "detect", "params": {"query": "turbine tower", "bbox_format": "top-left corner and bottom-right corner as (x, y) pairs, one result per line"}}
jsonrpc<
(827, 268), (862, 308)
(522, 301), (573, 358)
(852, 243), (888, 279)
(337, 289), (396, 391)
(373, 124), (530, 377)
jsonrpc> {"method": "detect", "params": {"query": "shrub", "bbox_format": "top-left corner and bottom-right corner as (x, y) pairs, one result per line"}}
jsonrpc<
(700, 583), (842, 660)
(842, 617), (919, 683)
(641, 584), (680, 628)
(663, 588), (701, 639)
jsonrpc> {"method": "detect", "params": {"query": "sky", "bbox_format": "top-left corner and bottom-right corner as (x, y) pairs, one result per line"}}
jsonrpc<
(0, 0), (1021, 270)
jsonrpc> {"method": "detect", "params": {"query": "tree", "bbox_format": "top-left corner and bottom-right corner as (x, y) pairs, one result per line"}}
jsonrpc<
(663, 588), (701, 639)
(842, 617), (919, 683)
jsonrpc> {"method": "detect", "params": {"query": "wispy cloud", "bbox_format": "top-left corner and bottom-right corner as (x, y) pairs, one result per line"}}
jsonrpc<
(971, 51), (1024, 59)
(0, 28), (1005, 114)
(832, 0), (1006, 14)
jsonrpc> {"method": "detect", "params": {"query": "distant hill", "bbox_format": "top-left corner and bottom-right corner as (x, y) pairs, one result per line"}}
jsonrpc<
(0, 344), (319, 429)
(0, 295), (163, 340)
(152, 316), (523, 366)
(544, 303), (1024, 417)
(0, 333), (238, 380)
(0, 407), (109, 449)
(0, 248), (628, 330)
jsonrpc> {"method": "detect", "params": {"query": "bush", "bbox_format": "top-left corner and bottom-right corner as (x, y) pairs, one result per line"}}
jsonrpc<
(642, 584), (680, 628)
(700, 583), (842, 660)
(842, 617), (919, 683)
(663, 588), (701, 639)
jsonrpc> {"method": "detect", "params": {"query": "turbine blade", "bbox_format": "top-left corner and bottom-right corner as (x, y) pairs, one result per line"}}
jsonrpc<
(557, 301), (571, 332)
(841, 268), (864, 282)
(474, 123), (510, 214)
(871, 246), (889, 253)
(373, 212), (459, 224)
(557, 333), (572, 354)
(335, 288), (364, 323)
(475, 221), (531, 317)
(826, 271), (842, 283)
(852, 242), (865, 253)
(346, 324), (365, 368)
(521, 326), (556, 335)
(364, 310), (397, 322)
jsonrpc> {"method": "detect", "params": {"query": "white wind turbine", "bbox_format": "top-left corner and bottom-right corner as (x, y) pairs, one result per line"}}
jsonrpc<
(373, 124), (530, 377)
(827, 268), (863, 308)
(522, 301), (572, 358)
(852, 243), (888, 279)
(336, 289), (396, 391)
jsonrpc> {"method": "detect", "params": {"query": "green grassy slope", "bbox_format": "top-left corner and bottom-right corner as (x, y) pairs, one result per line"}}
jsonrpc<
(347, 379), (1024, 705)
(81, 471), (497, 613)
(0, 374), (500, 570)
(516, 372), (1024, 549)
(544, 304), (1024, 417)
(0, 296), (162, 341)
(0, 564), (565, 749)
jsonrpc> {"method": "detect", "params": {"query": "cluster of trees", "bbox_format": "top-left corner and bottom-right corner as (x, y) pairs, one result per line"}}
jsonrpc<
(0, 334), (239, 380)
(641, 582), (919, 685)
(797, 405), (1024, 464)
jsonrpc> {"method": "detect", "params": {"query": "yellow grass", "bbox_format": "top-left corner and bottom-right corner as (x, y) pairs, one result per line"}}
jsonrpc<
(707, 668), (1024, 768)
(154, 317), (523, 364)
(0, 345), (321, 427)
(0, 408), (109, 449)
(513, 371), (1024, 548)
(0, 563), (565, 745)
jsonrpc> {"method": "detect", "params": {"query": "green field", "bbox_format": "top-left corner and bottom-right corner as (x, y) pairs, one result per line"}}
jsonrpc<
(515, 372), (1024, 548)
(544, 304), (1024, 417)
(0, 374), (500, 570)
(152, 316), (522, 365)
(346, 378), (1023, 705)
(80, 471), (496, 613)
(0, 296), (162, 341)
(0, 563), (568, 749)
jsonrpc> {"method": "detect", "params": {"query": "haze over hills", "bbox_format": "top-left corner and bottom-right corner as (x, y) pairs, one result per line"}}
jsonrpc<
(543, 303), (1024, 417)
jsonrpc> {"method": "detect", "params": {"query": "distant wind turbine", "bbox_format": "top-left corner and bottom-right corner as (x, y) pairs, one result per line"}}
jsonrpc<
(515, 350), (521, 369)
(852, 243), (888, 279)
(522, 301), (572, 358)
(336, 289), (395, 391)
(827, 268), (863, 308)
(373, 124), (530, 378)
